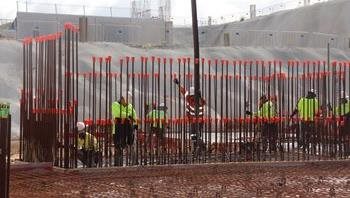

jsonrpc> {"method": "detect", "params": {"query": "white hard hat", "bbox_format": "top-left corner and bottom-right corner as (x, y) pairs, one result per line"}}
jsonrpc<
(189, 87), (195, 95)
(309, 89), (317, 95)
(76, 122), (85, 131)
(341, 91), (349, 100)
(159, 102), (166, 108)
(127, 91), (133, 98)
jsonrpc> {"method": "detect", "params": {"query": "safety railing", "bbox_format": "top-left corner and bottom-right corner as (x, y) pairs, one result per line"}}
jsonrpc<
(16, 1), (158, 19)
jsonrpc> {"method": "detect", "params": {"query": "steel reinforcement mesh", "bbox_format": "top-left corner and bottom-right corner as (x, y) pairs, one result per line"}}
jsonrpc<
(20, 22), (350, 170)
(10, 161), (350, 197)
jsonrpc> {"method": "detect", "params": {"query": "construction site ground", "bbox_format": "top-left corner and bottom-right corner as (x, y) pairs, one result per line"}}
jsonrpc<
(10, 160), (350, 197)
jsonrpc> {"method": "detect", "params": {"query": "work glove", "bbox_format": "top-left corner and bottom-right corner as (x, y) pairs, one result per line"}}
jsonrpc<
(245, 110), (252, 116)
(133, 125), (138, 130)
(173, 78), (179, 85)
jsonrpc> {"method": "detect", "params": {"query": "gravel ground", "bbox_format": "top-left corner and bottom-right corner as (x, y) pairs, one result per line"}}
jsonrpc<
(10, 160), (350, 197)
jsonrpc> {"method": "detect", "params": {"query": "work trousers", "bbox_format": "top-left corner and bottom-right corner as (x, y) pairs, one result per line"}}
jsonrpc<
(261, 123), (278, 152)
(114, 118), (134, 149)
(298, 121), (316, 152)
(340, 115), (350, 156)
(77, 149), (101, 167)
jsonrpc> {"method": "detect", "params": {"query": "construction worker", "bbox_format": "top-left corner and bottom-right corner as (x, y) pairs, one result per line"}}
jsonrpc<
(0, 102), (10, 118)
(111, 92), (138, 166)
(246, 95), (278, 153)
(146, 103), (168, 161)
(291, 89), (320, 152)
(76, 122), (101, 167)
(173, 78), (206, 156)
(333, 92), (350, 157)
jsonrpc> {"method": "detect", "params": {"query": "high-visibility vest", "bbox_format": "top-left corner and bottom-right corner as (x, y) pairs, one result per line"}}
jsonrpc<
(78, 132), (98, 151)
(111, 101), (137, 134)
(334, 102), (350, 117)
(147, 109), (166, 129)
(0, 102), (10, 118)
(257, 101), (276, 119)
(112, 101), (128, 119)
(185, 93), (205, 117)
(297, 97), (319, 121)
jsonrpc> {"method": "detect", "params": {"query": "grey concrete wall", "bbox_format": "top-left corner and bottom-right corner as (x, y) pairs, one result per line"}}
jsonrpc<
(173, 0), (350, 50)
(16, 12), (173, 46)
(174, 26), (350, 50)
(226, 30), (349, 50)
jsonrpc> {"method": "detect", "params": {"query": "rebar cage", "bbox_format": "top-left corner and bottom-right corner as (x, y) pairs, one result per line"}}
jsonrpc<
(20, 24), (350, 169)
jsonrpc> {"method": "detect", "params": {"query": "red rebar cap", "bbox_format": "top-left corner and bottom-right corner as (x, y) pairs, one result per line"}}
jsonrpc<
(64, 22), (79, 32)
(332, 61), (337, 67)
(34, 35), (44, 43)
(46, 34), (55, 41)
(23, 37), (33, 44)
(64, 22), (73, 30)
(84, 119), (94, 126)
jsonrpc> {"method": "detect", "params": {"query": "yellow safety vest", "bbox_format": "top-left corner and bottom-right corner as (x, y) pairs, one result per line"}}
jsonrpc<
(257, 101), (276, 119)
(78, 132), (98, 151)
(147, 109), (166, 129)
(334, 101), (350, 117)
(111, 101), (137, 134)
(297, 97), (319, 121)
